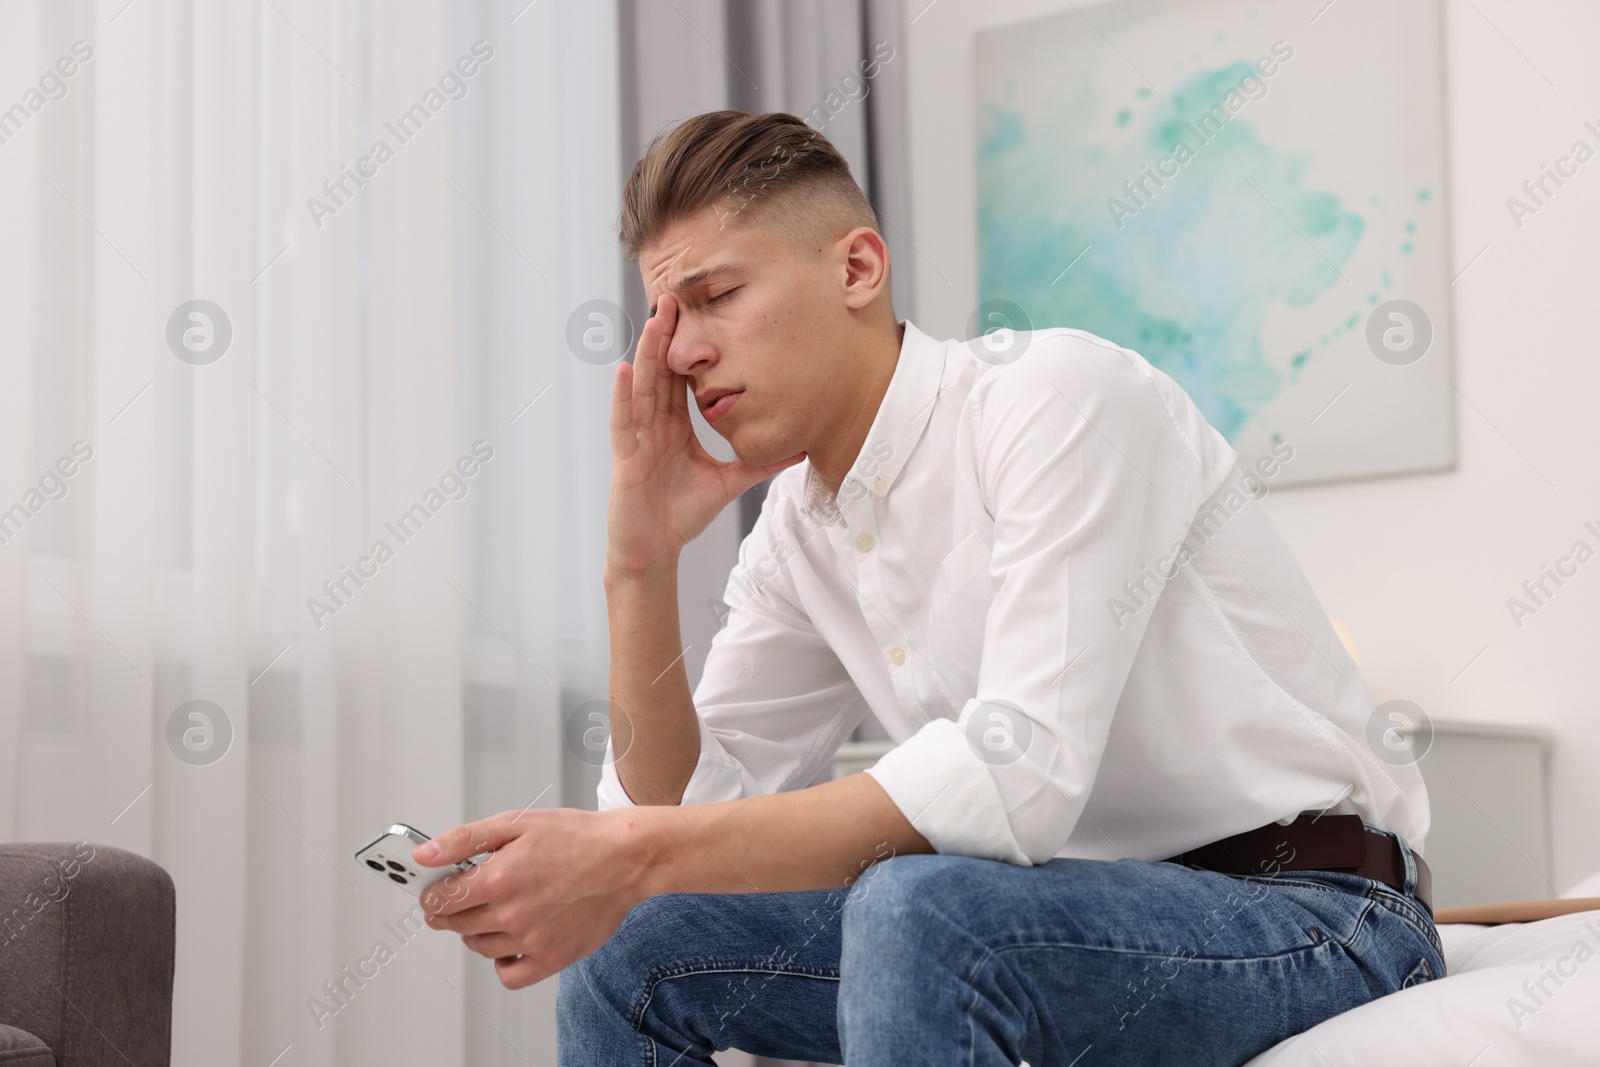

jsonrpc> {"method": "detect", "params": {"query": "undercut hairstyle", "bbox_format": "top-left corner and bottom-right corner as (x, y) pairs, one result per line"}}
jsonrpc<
(620, 110), (882, 266)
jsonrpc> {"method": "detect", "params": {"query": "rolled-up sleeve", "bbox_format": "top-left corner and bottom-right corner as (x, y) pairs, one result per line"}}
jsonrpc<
(597, 481), (871, 810)
(864, 334), (1228, 864)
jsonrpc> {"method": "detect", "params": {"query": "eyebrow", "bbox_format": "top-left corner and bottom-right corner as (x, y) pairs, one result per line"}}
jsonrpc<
(648, 262), (739, 317)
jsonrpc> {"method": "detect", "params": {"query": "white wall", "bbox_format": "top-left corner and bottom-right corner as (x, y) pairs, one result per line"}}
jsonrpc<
(903, 0), (1600, 895)
(1261, 2), (1600, 895)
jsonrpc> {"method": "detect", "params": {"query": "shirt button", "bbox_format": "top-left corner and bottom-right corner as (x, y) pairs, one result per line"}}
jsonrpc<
(873, 477), (887, 492)
(856, 533), (875, 552)
(889, 646), (906, 665)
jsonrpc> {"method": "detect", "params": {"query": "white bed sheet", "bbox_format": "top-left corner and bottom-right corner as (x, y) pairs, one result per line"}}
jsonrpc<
(1245, 908), (1600, 1065)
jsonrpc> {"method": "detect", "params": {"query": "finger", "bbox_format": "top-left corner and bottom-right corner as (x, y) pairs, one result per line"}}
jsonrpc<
(494, 953), (544, 991)
(653, 293), (679, 418)
(414, 811), (520, 867)
(421, 869), (494, 918)
(427, 898), (497, 930)
(609, 358), (637, 462)
(632, 294), (671, 429)
(670, 366), (697, 421)
(614, 306), (656, 448)
(462, 931), (523, 959)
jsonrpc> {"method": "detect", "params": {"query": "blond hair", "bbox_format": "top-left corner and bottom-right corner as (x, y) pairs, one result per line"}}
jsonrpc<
(619, 109), (880, 262)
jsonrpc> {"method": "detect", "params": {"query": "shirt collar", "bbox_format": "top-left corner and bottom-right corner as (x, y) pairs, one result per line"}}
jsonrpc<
(801, 319), (948, 525)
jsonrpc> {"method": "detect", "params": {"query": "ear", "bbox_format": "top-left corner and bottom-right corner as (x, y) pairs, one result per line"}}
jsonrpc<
(840, 226), (890, 310)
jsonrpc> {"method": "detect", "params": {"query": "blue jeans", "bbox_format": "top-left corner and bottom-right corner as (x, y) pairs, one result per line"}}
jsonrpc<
(556, 824), (1443, 1066)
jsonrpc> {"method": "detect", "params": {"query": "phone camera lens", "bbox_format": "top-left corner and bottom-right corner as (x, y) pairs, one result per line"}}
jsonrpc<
(366, 860), (385, 872)
(388, 872), (407, 885)
(386, 860), (406, 872)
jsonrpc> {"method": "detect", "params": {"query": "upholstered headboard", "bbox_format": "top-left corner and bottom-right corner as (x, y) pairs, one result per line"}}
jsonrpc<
(1405, 719), (1554, 910)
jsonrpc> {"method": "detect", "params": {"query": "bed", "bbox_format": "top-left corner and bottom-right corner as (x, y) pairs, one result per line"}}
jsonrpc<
(1245, 882), (1600, 1065)
(828, 736), (1597, 1066)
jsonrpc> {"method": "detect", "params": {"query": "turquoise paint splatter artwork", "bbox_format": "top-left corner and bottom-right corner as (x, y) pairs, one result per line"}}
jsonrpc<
(968, 0), (1457, 483)
(979, 59), (1365, 439)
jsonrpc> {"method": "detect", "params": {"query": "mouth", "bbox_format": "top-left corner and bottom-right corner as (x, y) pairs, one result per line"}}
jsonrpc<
(698, 389), (744, 424)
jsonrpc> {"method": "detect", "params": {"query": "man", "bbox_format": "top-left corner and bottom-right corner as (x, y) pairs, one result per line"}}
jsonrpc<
(416, 110), (1443, 1065)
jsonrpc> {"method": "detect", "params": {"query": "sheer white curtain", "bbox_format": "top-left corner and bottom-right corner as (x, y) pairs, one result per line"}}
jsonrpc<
(0, 1), (620, 1064)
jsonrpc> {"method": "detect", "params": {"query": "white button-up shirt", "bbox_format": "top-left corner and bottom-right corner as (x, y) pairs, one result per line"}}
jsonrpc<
(597, 320), (1431, 867)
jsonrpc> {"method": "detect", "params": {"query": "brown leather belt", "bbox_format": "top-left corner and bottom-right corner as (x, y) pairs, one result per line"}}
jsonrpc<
(1162, 813), (1433, 918)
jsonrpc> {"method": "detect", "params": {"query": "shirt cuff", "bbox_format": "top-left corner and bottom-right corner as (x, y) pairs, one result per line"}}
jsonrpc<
(863, 717), (1034, 866)
(595, 714), (753, 809)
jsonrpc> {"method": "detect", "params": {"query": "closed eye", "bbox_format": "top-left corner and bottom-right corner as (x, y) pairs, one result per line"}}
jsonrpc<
(709, 287), (739, 305)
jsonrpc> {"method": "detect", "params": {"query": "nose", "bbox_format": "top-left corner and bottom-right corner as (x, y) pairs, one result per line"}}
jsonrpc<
(664, 317), (718, 378)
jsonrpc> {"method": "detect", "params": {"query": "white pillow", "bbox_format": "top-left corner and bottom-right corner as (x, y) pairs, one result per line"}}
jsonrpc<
(1244, 909), (1600, 1066)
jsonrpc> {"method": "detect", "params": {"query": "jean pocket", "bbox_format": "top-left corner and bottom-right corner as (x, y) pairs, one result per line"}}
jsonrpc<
(1229, 874), (1355, 894)
(1371, 890), (1444, 959)
(1225, 869), (1374, 901)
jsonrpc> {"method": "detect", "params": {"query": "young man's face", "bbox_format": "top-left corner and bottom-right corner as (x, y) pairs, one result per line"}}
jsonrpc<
(638, 201), (879, 471)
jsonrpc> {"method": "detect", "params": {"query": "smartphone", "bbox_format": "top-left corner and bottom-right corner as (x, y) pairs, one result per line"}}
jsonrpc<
(354, 823), (487, 899)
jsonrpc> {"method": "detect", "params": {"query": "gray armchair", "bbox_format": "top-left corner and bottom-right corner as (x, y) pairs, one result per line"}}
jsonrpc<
(0, 843), (175, 1066)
